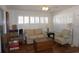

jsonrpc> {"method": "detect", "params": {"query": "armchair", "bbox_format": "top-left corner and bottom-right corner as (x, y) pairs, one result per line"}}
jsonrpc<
(55, 29), (72, 45)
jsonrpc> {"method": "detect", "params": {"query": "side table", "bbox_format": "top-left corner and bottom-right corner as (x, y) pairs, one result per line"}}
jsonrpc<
(47, 32), (55, 39)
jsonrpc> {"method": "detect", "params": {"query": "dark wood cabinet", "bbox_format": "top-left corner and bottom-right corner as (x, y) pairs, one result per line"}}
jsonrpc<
(6, 12), (9, 32)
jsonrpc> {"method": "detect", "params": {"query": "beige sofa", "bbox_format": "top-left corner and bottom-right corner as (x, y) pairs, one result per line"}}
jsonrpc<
(24, 29), (47, 44)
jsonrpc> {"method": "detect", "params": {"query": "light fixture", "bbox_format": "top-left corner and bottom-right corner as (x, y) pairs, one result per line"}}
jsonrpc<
(42, 6), (48, 11)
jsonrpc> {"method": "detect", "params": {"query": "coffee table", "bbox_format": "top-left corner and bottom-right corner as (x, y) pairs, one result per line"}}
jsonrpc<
(33, 38), (53, 52)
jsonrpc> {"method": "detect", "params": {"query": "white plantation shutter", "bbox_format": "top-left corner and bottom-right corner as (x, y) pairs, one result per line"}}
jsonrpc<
(24, 16), (29, 24)
(18, 16), (23, 24)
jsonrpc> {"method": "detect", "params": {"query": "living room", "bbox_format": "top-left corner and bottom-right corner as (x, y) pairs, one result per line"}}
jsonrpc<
(1, 5), (79, 53)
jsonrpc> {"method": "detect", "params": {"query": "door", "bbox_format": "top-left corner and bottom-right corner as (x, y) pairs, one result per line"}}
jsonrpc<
(0, 9), (4, 52)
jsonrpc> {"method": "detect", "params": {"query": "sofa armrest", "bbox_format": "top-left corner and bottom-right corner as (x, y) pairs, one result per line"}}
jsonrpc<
(42, 32), (48, 37)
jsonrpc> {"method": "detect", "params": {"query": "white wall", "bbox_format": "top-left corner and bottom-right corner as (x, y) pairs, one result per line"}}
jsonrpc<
(52, 6), (79, 47)
(53, 10), (73, 32)
(8, 9), (53, 32)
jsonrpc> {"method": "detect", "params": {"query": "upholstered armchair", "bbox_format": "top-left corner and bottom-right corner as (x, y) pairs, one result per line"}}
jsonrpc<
(55, 29), (72, 45)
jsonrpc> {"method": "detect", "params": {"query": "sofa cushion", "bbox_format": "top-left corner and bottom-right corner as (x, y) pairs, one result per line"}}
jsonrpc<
(24, 29), (42, 36)
(25, 29), (35, 36)
(35, 29), (42, 35)
(29, 34), (44, 39)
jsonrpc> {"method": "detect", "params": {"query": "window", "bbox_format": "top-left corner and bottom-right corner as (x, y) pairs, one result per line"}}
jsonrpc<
(24, 16), (29, 24)
(18, 16), (49, 24)
(45, 17), (48, 23)
(30, 17), (34, 24)
(68, 16), (72, 23)
(35, 17), (39, 23)
(55, 17), (62, 24)
(18, 16), (23, 24)
(40, 17), (44, 23)
(53, 16), (73, 24)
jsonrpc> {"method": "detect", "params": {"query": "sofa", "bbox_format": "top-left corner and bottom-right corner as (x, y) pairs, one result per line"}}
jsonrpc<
(24, 29), (47, 44)
(55, 29), (72, 45)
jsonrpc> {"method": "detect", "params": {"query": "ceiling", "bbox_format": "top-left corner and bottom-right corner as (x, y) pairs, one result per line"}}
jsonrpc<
(6, 5), (75, 13)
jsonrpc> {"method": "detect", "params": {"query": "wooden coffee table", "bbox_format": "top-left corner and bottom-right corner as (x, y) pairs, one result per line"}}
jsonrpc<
(33, 38), (53, 52)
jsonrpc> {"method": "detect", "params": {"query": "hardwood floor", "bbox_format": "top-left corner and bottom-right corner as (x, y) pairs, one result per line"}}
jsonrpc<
(5, 40), (79, 53)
